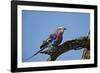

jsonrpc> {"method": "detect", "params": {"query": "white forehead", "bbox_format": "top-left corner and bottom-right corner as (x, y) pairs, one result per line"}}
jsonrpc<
(57, 27), (64, 29)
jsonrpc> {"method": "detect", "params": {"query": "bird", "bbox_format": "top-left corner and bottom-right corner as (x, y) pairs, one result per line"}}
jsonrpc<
(40, 26), (66, 54)
(25, 27), (66, 61)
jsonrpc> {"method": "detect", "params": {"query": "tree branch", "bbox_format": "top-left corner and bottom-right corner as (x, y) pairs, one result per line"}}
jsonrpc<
(45, 36), (90, 61)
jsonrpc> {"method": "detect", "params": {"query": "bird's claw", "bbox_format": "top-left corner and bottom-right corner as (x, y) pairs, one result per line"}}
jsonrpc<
(40, 51), (52, 55)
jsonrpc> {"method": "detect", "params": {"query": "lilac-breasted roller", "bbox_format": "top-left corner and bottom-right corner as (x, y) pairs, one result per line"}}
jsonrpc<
(25, 27), (66, 61)
(40, 27), (66, 49)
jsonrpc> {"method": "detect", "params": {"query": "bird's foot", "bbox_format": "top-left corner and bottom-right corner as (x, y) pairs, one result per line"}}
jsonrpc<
(40, 45), (58, 55)
(40, 47), (58, 55)
(74, 47), (82, 50)
(40, 50), (52, 55)
(40, 51), (48, 54)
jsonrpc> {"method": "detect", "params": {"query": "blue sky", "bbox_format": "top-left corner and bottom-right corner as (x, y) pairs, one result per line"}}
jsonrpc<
(22, 10), (90, 62)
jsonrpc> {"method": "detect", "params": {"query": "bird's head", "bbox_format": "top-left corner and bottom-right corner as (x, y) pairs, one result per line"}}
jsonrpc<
(57, 27), (67, 33)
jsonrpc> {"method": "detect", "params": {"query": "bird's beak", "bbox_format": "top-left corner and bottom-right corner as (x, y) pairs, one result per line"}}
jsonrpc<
(64, 28), (67, 30)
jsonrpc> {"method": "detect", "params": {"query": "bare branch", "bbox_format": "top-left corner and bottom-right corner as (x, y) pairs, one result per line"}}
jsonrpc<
(44, 36), (90, 61)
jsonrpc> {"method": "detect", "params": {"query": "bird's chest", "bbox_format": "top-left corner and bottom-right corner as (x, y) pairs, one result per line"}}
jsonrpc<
(57, 33), (63, 40)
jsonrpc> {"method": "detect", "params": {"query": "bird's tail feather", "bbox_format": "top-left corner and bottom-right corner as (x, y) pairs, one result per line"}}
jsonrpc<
(25, 48), (45, 61)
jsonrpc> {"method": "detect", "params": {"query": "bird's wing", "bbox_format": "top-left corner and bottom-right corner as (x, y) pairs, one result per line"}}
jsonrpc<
(40, 40), (49, 49)
(40, 33), (57, 49)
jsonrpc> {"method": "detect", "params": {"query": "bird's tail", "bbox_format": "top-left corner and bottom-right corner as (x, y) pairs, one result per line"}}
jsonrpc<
(25, 48), (45, 61)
